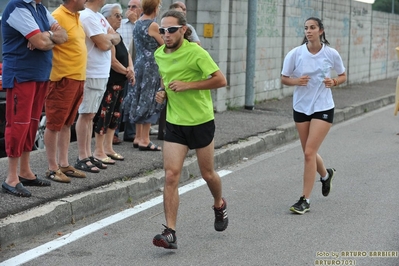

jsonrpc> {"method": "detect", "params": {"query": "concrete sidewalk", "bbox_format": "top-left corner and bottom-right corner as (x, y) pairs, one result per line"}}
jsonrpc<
(0, 78), (397, 248)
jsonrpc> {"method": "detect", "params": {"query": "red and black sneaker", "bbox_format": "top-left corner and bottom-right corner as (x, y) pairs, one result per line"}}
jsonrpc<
(213, 198), (228, 231)
(153, 224), (177, 249)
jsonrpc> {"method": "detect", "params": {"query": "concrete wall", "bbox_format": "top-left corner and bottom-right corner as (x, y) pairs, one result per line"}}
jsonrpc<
(45, 0), (399, 112)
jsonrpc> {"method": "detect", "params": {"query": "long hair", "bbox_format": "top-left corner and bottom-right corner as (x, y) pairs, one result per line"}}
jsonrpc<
(161, 10), (192, 42)
(301, 17), (330, 45)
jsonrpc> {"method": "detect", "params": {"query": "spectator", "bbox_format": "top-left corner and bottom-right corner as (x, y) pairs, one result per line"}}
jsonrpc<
(123, 0), (164, 151)
(114, 0), (142, 144)
(74, 0), (121, 173)
(152, 10), (228, 249)
(117, 0), (141, 50)
(172, 1), (200, 45)
(2, 0), (67, 197)
(92, 3), (135, 162)
(44, 0), (88, 183)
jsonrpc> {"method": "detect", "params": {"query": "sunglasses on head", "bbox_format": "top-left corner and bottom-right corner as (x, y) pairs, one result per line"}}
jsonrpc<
(159, 26), (183, 34)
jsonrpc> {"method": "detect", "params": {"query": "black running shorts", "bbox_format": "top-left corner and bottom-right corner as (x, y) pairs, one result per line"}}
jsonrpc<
(164, 120), (215, 150)
(293, 108), (334, 123)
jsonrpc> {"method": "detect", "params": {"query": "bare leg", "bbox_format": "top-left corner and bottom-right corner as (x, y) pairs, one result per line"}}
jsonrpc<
(104, 128), (116, 154)
(93, 133), (106, 159)
(75, 113), (99, 170)
(141, 123), (152, 146)
(19, 152), (35, 179)
(6, 157), (20, 186)
(196, 140), (223, 207)
(76, 113), (94, 160)
(135, 123), (143, 146)
(58, 125), (71, 167)
(162, 141), (188, 230)
(86, 114), (95, 158)
(296, 119), (331, 198)
(316, 153), (327, 177)
(44, 127), (59, 171)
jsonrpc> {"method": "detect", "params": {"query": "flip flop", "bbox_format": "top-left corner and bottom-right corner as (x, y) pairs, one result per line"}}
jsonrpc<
(19, 174), (51, 186)
(2, 182), (31, 197)
(106, 153), (124, 161)
(94, 156), (116, 165)
(138, 141), (162, 151)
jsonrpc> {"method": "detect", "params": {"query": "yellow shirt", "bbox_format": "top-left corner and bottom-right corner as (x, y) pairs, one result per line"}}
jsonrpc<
(50, 5), (87, 81)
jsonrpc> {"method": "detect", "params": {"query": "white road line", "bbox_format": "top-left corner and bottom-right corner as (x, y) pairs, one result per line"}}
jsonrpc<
(0, 170), (232, 266)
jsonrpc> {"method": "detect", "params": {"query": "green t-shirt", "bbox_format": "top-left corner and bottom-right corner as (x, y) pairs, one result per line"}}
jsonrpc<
(154, 40), (220, 126)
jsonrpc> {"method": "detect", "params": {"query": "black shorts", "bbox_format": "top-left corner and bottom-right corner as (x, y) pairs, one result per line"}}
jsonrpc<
(164, 120), (215, 150)
(293, 108), (334, 123)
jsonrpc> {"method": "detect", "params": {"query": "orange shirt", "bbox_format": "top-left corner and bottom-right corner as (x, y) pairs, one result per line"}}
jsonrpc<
(50, 5), (87, 81)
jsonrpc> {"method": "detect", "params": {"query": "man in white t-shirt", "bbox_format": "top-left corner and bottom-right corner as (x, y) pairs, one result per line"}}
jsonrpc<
(74, 0), (120, 173)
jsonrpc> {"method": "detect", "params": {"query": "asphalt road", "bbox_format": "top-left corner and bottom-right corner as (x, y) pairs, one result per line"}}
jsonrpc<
(0, 78), (396, 221)
(1, 105), (398, 266)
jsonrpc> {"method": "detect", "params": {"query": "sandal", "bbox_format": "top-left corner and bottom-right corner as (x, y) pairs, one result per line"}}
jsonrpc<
(59, 165), (87, 178)
(75, 158), (101, 173)
(106, 153), (124, 161)
(93, 156), (115, 165)
(45, 169), (71, 183)
(2, 182), (31, 197)
(19, 174), (51, 186)
(89, 156), (108, 169)
(138, 141), (162, 151)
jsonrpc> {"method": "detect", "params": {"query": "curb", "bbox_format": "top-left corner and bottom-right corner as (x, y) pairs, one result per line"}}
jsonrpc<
(0, 94), (394, 248)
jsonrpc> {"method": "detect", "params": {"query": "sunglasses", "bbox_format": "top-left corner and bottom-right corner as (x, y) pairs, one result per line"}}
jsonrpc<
(127, 5), (137, 9)
(113, 13), (123, 19)
(159, 26), (182, 34)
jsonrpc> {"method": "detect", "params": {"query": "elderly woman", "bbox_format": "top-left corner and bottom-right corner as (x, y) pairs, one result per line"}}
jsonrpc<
(92, 3), (135, 163)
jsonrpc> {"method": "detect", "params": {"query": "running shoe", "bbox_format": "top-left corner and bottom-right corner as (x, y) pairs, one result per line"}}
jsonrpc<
(320, 168), (336, 197)
(213, 198), (228, 231)
(290, 196), (310, 214)
(153, 224), (177, 249)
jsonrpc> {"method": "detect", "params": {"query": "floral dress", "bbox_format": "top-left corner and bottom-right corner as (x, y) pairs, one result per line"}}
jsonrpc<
(123, 19), (163, 124)
(94, 35), (128, 134)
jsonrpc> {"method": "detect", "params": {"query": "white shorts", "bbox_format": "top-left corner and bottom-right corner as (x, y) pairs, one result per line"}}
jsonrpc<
(78, 78), (108, 114)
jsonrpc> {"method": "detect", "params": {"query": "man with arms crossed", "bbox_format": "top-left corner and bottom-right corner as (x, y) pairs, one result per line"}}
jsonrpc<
(153, 10), (228, 249)
(44, 0), (88, 183)
(75, 0), (121, 172)
(2, 0), (67, 197)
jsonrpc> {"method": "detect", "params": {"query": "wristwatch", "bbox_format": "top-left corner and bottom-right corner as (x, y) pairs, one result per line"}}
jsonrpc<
(48, 30), (54, 40)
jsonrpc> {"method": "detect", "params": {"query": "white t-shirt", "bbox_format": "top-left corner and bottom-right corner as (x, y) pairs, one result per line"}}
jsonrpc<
(281, 43), (345, 115)
(187, 23), (200, 43)
(80, 8), (111, 79)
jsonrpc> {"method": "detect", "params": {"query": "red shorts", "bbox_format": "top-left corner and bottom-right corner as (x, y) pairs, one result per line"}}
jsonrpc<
(5, 80), (48, 157)
(45, 78), (84, 131)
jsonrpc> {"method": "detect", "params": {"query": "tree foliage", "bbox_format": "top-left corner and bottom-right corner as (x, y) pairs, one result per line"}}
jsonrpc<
(372, 0), (399, 14)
